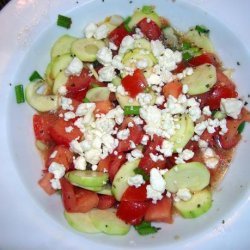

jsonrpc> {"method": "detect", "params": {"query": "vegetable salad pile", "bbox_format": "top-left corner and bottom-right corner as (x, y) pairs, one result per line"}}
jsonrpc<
(22, 5), (250, 236)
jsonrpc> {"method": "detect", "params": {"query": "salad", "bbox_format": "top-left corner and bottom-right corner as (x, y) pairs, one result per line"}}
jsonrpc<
(19, 5), (250, 236)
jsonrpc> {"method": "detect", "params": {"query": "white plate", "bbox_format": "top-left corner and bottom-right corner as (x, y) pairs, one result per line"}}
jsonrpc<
(0, 0), (250, 249)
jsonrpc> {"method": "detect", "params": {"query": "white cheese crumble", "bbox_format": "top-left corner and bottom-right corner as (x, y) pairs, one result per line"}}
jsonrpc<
(175, 188), (192, 202)
(50, 178), (61, 190)
(117, 129), (130, 140)
(58, 86), (67, 96)
(203, 147), (219, 169)
(146, 185), (163, 204)
(94, 24), (109, 40)
(149, 168), (166, 193)
(61, 97), (73, 111)
(98, 65), (116, 82)
(203, 106), (212, 116)
(97, 47), (113, 66)
(50, 150), (58, 159)
(136, 93), (152, 106)
(65, 126), (74, 133)
(48, 162), (66, 179)
(65, 57), (84, 77)
(128, 174), (145, 188)
(64, 111), (76, 121)
(220, 98), (243, 119)
(84, 22), (97, 38)
(73, 156), (87, 170)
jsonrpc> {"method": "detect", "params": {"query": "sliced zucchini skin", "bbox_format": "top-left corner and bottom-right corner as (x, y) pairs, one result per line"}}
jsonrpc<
(25, 81), (59, 112)
(64, 211), (100, 233)
(164, 162), (210, 193)
(112, 159), (140, 201)
(183, 29), (214, 53)
(170, 115), (194, 151)
(65, 170), (109, 188)
(53, 71), (68, 94)
(51, 35), (77, 59)
(90, 208), (130, 235)
(71, 38), (105, 62)
(51, 53), (73, 79)
(174, 189), (212, 218)
(181, 63), (217, 95)
(86, 87), (110, 102)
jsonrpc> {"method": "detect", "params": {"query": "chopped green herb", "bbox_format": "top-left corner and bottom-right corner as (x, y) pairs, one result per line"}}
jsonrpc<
(15, 84), (25, 103)
(134, 168), (149, 181)
(29, 70), (43, 82)
(182, 52), (193, 61)
(141, 5), (154, 14)
(237, 122), (246, 134)
(195, 25), (209, 34)
(57, 14), (72, 29)
(181, 42), (191, 50)
(83, 97), (90, 103)
(124, 106), (141, 115)
(211, 110), (217, 116)
(124, 16), (132, 32)
(134, 221), (160, 236)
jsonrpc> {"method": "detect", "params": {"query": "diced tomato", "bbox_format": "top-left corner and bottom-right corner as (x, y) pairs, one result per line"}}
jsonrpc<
(200, 129), (219, 148)
(117, 124), (144, 152)
(74, 188), (99, 213)
(50, 119), (82, 146)
(174, 53), (220, 74)
(116, 201), (149, 225)
(216, 70), (235, 86)
(188, 53), (220, 68)
(46, 145), (74, 170)
(144, 197), (173, 224)
(205, 82), (238, 110)
(108, 24), (130, 47)
(162, 80), (182, 99)
(137, 18), (161, 41)
(61, 178), (99, 213)
(97, 154), (113, 172)
(38, 172), (56, 195)
(121, 184), (147, 202)
(66, 68), (92, 93)
(184, 140), (199, 152)
(97, 195), (116, 210)
(60, 178), (77, 212)
(109, 153), (126, 182)
(219, 119), (241, 149)
(121, 69), (147, 98)
(119, 117), (134, 130)
(242, 108), (250, 122)
(139, 135), (165, 173)
(33, 114), (57, 143)
(66, 88), (88, 102)
(94, 100), (113, 115)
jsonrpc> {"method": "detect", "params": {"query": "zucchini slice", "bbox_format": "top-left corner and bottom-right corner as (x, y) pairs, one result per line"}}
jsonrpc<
(86, 87), (110, 102)
(53, 71), (68, 94)
(64, 211), (100, 233)
(112, 159), (140, 201)
(183, 28), (214, 53)
(71, 38), (105, 62)
(163, 162), (210, 193)
(65, 170), (109, 188)
(90, 209), (130, 235)
(51, 53), (73, 79)
(174, 189), (212, 218)
(181, 63), (217, 95)
(25, 81), (59, 112)
(170, 115), (194, 151)
(51, 35), (77, 59)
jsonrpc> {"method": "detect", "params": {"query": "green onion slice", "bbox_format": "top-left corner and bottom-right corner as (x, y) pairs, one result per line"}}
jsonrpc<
(124, 16), (132, 32)
(134, 221), (160, 236)
(182, 52), (193, 61)
(29, 71), (43, 82)
(124, 106), (141, 115)
(134, 167), (149, 181)
(195, 25), (210, 34)
(238, 122), (246, 134)
(57, 14), (72, 29)
(83, 97), (90, 103)
(15, 84), (25, 103)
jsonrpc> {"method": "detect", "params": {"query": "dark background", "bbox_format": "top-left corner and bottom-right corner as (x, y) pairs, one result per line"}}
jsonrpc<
(0, 0), (10, 10)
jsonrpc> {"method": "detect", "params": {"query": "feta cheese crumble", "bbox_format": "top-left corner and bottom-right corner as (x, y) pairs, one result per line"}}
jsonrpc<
(128, 174), (145, 188)
(220, 98), (243, 119)
(65, 57), (83, 77)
